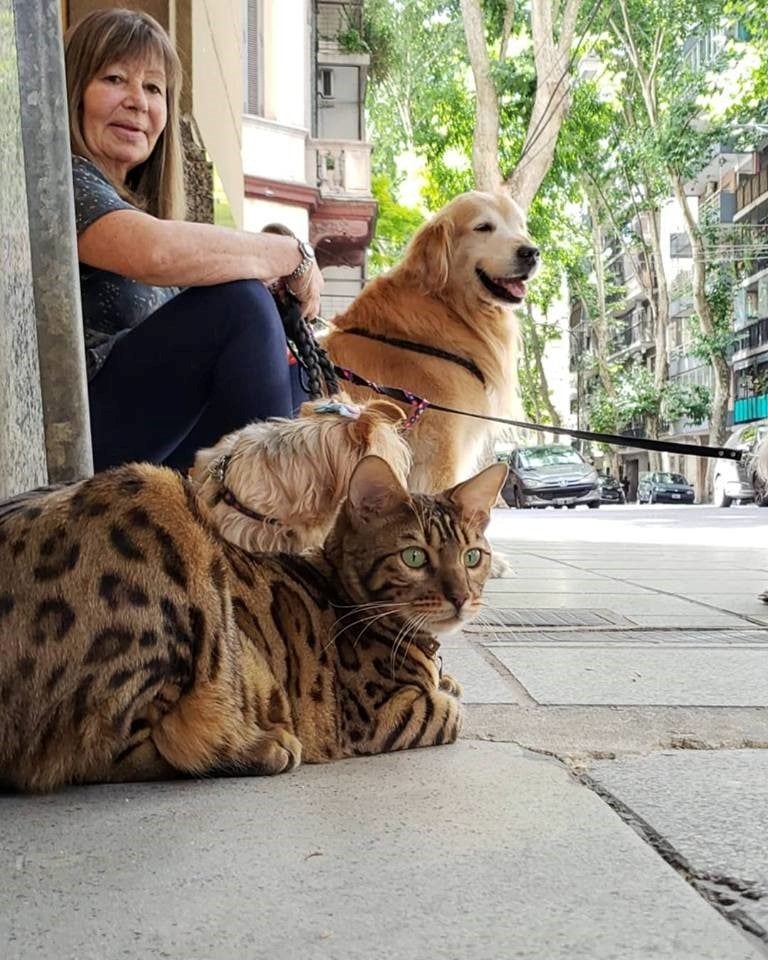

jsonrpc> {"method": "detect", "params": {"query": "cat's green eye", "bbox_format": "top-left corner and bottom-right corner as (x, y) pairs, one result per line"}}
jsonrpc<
(464, 548), (482, 568)
(401, 547), (428, 569)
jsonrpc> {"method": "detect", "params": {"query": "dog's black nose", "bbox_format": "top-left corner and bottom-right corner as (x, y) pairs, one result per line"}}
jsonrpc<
(518, 245), (540, 262)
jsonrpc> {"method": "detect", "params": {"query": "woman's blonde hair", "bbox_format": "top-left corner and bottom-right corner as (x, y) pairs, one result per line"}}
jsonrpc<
(65, 7), (186, 220)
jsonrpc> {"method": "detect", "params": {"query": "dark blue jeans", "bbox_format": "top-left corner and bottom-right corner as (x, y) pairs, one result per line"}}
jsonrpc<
(88, 279), (308, 472)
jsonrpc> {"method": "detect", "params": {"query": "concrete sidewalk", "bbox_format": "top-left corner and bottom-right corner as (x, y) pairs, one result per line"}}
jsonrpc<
(1, 518), (767, 959)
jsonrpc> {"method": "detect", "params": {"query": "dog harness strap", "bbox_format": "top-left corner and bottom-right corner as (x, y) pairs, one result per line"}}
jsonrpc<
(343, 327), (486, 386)
(220, 488), (290, 531)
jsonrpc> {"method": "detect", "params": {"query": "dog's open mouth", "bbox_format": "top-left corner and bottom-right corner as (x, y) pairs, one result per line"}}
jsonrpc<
(476, 268), (527, 304)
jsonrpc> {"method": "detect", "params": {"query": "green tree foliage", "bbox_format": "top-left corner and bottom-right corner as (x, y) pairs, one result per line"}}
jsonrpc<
(368, 173), (425, 274)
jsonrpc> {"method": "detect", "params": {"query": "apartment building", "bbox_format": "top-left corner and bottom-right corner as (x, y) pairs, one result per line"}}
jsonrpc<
(242, 0), (376, 316)
(731, 142), (768, 424)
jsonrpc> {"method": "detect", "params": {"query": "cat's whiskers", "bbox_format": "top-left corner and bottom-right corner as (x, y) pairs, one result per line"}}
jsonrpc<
(326, 606), (403, 651)
(330, 600), (409, 634)
(389, 614), (418, 677)
(394, 613), (431, 675)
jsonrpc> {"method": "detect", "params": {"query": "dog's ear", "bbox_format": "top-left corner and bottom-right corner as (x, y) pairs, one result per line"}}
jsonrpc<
(445, 462), (508, 526)
(349, 400), (405, 444)
(406, 215), (454, 293)
(363, 400), (406, 425)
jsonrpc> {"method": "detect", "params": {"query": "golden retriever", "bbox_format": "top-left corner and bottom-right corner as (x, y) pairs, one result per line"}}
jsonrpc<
(325, 191), (540, 492)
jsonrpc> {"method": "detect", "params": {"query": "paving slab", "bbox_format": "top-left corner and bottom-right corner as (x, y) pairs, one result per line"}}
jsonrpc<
(621, 614), (757, 628)
(471, 629), (768, 646)
(589, 750), (768, 935)
(0, 742), (763, 960)
(463, 704), (768, 757)
(438, 645), (523, 703)
(489, 647), (768, 706)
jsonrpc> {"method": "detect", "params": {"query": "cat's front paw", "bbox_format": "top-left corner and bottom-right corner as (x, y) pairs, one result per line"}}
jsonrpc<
(439, 674), (463, 698)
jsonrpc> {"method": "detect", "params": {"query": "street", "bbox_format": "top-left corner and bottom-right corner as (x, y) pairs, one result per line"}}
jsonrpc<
(489, 501), (768, 549)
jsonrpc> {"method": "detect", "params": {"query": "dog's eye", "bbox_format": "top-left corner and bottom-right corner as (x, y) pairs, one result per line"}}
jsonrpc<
(474, 222), (495, 233)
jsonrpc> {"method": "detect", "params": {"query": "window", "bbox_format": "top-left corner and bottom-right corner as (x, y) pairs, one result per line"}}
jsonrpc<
(318, 67), (334, 99)
(244, 0), (264, 115)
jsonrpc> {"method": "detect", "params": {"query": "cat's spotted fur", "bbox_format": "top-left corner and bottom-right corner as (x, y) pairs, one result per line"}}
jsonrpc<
(0, 456), (506, 792)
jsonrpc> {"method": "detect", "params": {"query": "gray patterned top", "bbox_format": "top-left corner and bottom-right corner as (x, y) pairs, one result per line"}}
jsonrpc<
(72, 155), (180, 379)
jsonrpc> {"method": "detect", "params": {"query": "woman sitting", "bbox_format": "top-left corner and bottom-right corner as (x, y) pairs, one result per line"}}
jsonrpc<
(65, 7), (323, 471)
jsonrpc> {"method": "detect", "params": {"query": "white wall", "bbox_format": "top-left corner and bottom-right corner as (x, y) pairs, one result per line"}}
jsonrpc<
(242, 116), (308, 182)
(242, 198), (309, 239)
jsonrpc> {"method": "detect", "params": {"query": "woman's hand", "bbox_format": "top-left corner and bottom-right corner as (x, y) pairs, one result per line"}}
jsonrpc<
(287, 261), (324, 320)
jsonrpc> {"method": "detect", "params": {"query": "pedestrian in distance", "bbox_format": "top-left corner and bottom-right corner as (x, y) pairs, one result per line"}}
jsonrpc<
(65, 7), (324, 471)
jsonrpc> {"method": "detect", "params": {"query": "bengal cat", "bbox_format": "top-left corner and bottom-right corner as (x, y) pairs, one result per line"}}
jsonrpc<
(0, 455), (506, 792)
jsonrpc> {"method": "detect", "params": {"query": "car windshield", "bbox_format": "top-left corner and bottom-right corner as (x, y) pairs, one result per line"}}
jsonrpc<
(654, 472), (687, 484)
(519, 445), (584, 468)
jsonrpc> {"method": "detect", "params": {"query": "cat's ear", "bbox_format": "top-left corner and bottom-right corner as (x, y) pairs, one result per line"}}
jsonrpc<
(347, 455), (409, 518)
(446, 463), (508, 524)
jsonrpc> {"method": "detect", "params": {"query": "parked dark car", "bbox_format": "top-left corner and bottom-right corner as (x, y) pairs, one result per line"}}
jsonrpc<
(637, 471), (695, 504)
(500, 444), (601, 509)
(597, 472), (626, 504)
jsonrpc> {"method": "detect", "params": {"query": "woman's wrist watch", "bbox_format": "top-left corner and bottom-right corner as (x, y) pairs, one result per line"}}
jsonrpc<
(287, 239), (315, 284)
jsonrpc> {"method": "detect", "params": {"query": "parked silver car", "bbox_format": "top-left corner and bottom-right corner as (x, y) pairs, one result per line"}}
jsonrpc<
(500, 444), (601, 509)
(712, 419), (768, 507)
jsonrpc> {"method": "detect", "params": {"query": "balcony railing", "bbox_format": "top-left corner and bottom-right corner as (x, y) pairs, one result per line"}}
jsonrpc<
(307, 139), (372, 198)
(736, 167), (768, 214)
(734, 393), (768, 423)
(733, 316), (768, 356)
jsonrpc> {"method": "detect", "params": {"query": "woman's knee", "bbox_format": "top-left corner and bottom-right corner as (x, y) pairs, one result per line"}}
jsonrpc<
(217, 279), (280, 322)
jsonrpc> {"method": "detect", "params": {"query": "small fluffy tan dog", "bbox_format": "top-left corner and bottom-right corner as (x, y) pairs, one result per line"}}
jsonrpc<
(189, 398), (411, 553)
(325, 191), (539, 492)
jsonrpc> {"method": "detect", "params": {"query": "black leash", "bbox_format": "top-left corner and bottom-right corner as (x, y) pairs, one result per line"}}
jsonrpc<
(334, 365), (743, 463)
(272, 291), (741, 464)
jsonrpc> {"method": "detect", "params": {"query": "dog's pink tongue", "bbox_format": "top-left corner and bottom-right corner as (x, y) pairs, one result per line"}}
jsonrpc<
(499, 278), (526, 298)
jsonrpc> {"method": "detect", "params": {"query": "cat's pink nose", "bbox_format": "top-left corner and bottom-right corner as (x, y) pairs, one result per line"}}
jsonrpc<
(448, 592), (468, 614)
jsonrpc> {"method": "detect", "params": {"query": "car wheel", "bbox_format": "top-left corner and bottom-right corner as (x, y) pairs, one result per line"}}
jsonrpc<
(566, 504), (576, 510)
(712, 475), (732, 508)
(587, 500), (600, 509)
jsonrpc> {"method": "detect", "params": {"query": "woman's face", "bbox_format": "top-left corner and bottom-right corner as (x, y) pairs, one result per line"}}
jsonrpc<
(82, 57), (168, 184)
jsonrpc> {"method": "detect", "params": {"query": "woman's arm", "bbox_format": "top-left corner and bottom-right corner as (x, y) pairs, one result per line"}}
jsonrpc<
(77, 208), (323, 318)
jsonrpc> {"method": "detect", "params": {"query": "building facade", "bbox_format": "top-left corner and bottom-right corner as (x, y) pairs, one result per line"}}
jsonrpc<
(242, 0), (376, 316)
(568, 22), (768, 502)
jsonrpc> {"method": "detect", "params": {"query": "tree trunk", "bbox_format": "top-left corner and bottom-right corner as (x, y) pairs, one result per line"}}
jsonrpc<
(504, 0), (581, 212)
(461, 0), (581, 208)
(587, 193), (616, 401)
(459, 0), (503, 192)
(670, 177), (730, 448)
(645, 206), (670, 390)
(524, 302), (561, 425)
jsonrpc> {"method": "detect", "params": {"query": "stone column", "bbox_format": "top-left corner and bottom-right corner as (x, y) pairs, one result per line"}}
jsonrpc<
(0, 0), (48, 498)
(14, 0), (93, 484)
